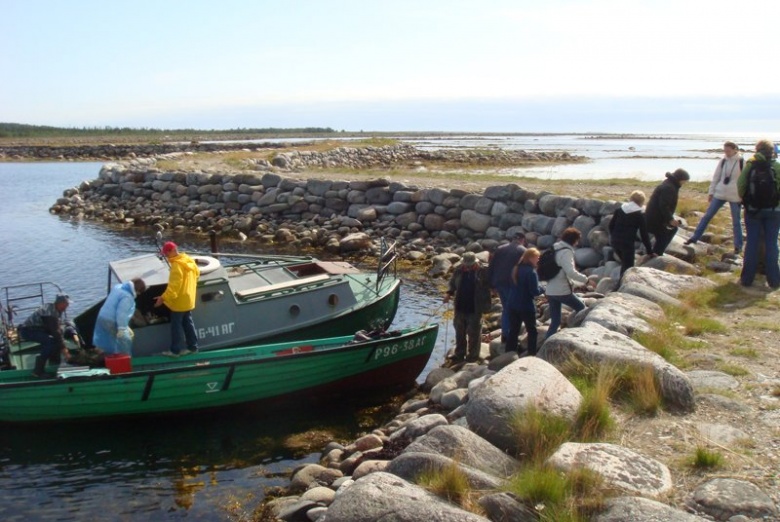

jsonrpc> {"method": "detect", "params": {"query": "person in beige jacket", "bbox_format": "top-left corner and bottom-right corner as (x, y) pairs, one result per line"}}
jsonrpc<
(544, 228), (591, 339)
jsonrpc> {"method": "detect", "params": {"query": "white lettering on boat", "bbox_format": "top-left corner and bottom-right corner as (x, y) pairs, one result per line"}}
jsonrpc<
(197, 322), (236, 339)
(373, 336), (425, 360)
(206, 382), (220, 393)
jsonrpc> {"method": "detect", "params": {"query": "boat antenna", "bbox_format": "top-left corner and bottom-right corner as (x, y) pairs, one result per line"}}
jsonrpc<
(155, 230), (171, 268)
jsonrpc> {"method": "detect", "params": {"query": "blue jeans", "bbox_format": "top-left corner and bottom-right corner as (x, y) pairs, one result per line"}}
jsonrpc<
(170, 311), (198, 353)
(495, 285), (512, 340)
(741, 209), (780, 288)
(545, 293), (585, 339)
(689, 198), (743, 251)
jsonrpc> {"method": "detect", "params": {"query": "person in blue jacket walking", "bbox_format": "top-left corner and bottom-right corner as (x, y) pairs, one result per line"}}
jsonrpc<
(505, 248), (544, 356)
(93, 278), (146, 355)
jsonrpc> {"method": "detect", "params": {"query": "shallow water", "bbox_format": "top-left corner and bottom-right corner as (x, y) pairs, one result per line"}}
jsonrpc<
(0, 161), (448, 520)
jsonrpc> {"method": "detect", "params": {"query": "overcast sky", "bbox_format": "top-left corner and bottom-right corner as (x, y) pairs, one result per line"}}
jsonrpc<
(2, 0), (779, 133)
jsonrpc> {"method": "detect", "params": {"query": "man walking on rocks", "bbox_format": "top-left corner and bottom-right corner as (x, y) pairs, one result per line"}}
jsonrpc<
(646, 168), (690, 256)
(488, 232), (526, 343)
(444, 252), (491, 364)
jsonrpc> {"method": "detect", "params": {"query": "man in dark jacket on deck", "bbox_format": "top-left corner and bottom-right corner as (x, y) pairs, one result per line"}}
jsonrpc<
(19, 294), (75, 377)
(645, 168), (689, 256)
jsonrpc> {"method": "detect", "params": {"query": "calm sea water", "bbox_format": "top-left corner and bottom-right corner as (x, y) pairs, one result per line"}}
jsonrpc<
(0, 132), (772, 519)
(0, 162), (448, 520)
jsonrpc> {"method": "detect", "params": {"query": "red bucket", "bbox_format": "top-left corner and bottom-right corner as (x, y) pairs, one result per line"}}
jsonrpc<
(105, 353), (132, 374)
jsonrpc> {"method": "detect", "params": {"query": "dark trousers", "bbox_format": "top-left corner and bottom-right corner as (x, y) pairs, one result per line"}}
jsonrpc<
(505, 308), (538, 356)
(651, 227), (678, 256)
(453, 311), (482, 361)
(19, 327), (61, 363)
(613, 244), (636, 282)
(170, 311), (198, 353)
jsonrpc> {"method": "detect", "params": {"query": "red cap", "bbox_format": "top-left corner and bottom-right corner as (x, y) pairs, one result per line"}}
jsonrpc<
(162, 241), (177, 255)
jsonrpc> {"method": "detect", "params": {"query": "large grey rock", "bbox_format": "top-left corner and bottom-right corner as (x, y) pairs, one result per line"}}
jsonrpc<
(581, 292), (665, 336)
(404, 425), (520, 478)
(477, 492), (537, 522)
(618, 281), (683, 308)
(339, 232), (372, 252)
(461, 209), (492, 233)
(686, 370), (739, 392)
(685, 478), (778, 521)
(695, 423), (749, 447)
(547, 443), (673, 498)
(321, 472), (490, 521)
(465, 357), (582, 453)
(574, 247), (602, 268)
(538, 322), (695, 412)
(594, 496), (709, 521)
(621, 267), (715, 297)
(387, 452), (503, 490)
(641, 254), (700, 275)
(399, 413), (449, 439)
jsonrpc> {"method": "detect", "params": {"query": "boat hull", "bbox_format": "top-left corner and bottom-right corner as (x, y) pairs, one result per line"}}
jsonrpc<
(0, 324), (438, 424)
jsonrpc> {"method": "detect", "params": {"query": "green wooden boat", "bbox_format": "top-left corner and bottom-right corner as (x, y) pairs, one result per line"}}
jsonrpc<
(2, 239), (401, 370)
(0, 324), (438, 424)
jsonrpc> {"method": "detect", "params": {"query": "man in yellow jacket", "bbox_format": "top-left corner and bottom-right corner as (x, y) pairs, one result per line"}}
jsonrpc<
(154, 242), (200, 356)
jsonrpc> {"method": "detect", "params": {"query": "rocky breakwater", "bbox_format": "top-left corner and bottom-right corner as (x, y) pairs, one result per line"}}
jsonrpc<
(51, 150), (616, 266)
(0, 141), (292, 161)
(259, 267), (779, 522)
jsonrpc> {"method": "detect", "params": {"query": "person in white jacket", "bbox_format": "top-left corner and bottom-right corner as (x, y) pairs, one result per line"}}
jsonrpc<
(544, 228), (592, 339)
(684, 141), (744, 253)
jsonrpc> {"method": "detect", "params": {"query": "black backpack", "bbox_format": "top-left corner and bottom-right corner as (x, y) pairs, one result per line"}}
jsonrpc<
(537, 247), (563, 281)
(744, 161), (779, 211)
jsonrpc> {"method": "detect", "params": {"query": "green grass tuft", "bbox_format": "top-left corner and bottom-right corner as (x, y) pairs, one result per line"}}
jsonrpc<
(689, 446), (724, 469)
(510, 406), (572, 464)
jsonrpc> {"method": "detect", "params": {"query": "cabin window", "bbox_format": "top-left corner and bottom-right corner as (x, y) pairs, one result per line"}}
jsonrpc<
(201, 291), (224, 303)
(289, 304), (301, 317)
(328, 294), (339, 307)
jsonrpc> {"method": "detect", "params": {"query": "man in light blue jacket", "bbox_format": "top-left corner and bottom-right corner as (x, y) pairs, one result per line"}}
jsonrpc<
(93, 278), (146, 355)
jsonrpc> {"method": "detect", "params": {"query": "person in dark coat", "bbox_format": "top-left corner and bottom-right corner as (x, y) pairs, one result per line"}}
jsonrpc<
(505, 248), (544, 356)
(487, 231), (526, 343)
(645, 168), (690, 256)
(609, 190), (655, 282)
(444, 252), (491, 363)
(19, 294), (76, 377)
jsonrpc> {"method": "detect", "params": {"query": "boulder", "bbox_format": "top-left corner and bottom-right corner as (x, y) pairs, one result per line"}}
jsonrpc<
(538, 322), (695, 412)
(461, 209), (492, 233)
(465, 357), (582, 453)
(403, 424), (520, 478)
(581, 292), (665, 336)
(685, 478), (778, 521)
(388, 452), (503, 490)
(641, 254), (700, 275)
(547, 442), (673, 498)
(617, 281), (683, 308)
(321, 472), (490, 521)
(595, 496), (709, 521)
(478, 492), (537, 522)
(620, 267), (715, 297)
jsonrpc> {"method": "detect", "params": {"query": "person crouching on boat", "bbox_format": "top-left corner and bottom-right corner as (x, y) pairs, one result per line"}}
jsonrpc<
(93, 278), (146, 356)
(155, 242), (200, 356)
(19, 294), (76, 378)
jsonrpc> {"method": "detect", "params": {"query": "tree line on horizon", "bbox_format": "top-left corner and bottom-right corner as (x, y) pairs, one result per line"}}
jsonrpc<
(0, 122), (337, 139)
